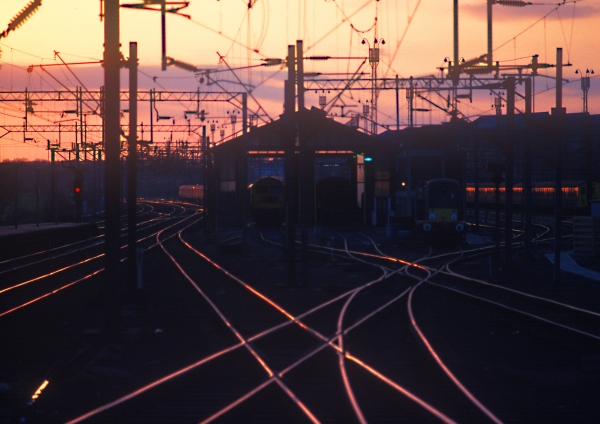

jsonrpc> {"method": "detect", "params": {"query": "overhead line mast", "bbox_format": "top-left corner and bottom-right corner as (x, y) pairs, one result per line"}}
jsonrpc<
(120, 0), (190, 70)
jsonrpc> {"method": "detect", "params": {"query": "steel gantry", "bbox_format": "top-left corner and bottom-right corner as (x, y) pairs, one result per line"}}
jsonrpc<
(0, 89), (249, 159)
(304, 75), (524, 129)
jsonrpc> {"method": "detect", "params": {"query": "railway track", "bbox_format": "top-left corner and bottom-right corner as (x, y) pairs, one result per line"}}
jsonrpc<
(0, 202), (197, 316)
(0, 201), (202, 423)
(4, 213), (599, 422)
(61, 228), (497, 422)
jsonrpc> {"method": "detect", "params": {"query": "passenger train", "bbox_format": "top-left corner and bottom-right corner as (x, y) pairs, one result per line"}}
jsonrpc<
(415, 178), (466, 243)
(466, 181), (600, 213)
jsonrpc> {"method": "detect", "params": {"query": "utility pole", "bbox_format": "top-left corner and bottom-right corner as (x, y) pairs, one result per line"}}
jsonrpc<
(552, 47), (566, 286)
(297, 40), (305, 111)
(487, 0), (493, 66)
(452, 0), (459, 120)
(395, 75), (400, 130)
(13, 164), (18, 229)
(524, 78), (533, 256)
(241, 92), (248, 250)
(297, 40), (309, 285)
(104, 0), (122, 330)
(161, 0), (167, 70)
(284, 44), (296, 284)
(127, 42), (138, 292)
(36, 167), (40, 227)
(504, 77), (515, 266)
(405, 77), (414, 218)
(202, 125), (209, 239)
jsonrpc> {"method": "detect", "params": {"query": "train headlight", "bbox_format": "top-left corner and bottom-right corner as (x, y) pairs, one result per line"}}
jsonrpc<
(450, 213), (457, 221)
(423, 223), (432, 232)
(428, 213), (436, 220)
(455, 223), (465, 232)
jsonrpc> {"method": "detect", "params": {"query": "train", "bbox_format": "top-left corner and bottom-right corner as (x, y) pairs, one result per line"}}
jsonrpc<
(315, 177), (359, 226)
(179, 185), (204, 203)
(465, 181), (600, 213)
(415, 178), (466, 243)
(248, 176), (285, 225)
(248, 176), (360, 227)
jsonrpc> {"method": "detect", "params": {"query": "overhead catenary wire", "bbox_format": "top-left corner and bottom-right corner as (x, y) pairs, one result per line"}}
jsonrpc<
(382, 0), (422, 80)
(305, 0), (372, 53)
(494, 4), (565, 52)
(189, 17), (268, 59)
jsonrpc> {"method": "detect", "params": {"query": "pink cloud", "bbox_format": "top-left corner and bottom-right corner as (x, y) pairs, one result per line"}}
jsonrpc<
(462, 2), (600, 22)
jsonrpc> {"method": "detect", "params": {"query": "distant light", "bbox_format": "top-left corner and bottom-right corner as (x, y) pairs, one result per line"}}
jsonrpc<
(364, 157), (372, 162)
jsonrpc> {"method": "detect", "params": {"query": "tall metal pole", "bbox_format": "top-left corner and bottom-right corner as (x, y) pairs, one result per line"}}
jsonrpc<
(474, 139), (480, 232)
(285, 44), (296, 284)
(14, 165), (18, 229)
(454, 0), (459, 69)
(36, 168), (40, 227)
(241, 92), (248, 249)
(395, 75), (400, 130)
(104, 0), (122, 330)
(452, 0), (459, 120)
(79, 87), (84, 161)
(405, 78), (414, 217)
(297, 40), (309, 284)
(296, 40), (305, 111)
(161, 1), (167, 70)
(553, 47), (565, 285)
(127, 42), (138, 291)
(524, 78), (533, 255)
(487, 0), (493, 66)
(202, 125), (208, 238)
(51, 149), (57, 224)
(504, 77), (515, 265)
(407, 77), (414, 128)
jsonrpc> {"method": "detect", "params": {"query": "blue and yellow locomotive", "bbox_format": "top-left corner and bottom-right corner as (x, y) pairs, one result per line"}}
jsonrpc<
(248, 176), (285, 225)
(415, 178), (466, 243)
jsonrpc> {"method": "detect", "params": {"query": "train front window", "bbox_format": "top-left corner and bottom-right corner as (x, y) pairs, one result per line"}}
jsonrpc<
(428, 185), (461, 208)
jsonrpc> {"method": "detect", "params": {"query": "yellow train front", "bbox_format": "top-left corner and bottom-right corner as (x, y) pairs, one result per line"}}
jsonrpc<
(248, 176), (285, 226)
(415, 178), (466, 243)
(577, 181), (600, 211)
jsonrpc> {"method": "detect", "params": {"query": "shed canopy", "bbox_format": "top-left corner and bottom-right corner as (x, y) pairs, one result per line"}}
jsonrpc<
(213, 107), (391, 155)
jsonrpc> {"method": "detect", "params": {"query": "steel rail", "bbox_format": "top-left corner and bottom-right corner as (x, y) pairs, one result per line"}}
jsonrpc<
(158, 230), (321, 423)
(0, 207), (199, 317)
(69, 225), (450, 423)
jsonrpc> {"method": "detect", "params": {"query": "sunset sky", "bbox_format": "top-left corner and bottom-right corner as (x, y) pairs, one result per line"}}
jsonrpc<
(0, 0), (598, 161)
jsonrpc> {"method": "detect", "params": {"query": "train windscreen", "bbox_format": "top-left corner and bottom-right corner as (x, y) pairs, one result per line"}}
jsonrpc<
(428, 183), (461, 208)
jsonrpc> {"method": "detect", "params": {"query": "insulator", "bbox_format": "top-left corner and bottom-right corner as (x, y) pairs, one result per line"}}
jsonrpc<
(166, 57), (198, 73)
(2, 0), (42, 37)
(496, 0), (530, 7)
(262, 58), (283, 66)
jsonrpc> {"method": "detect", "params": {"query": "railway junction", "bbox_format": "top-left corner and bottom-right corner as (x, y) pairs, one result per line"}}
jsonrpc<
(1, 202), (600, 423)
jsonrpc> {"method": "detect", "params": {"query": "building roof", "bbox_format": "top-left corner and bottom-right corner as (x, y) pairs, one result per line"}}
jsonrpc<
(213, 107), (391, 154)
